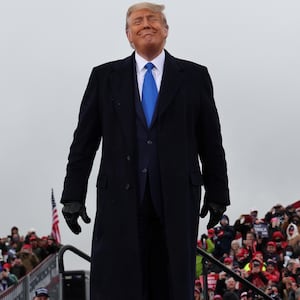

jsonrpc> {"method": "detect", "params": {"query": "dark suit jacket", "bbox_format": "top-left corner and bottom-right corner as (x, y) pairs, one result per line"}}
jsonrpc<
(61, 50), (230, 300)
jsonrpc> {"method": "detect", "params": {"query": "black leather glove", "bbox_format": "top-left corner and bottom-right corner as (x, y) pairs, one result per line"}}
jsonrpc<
(62, 202), (91, 234)
(200, 202), (226, 229)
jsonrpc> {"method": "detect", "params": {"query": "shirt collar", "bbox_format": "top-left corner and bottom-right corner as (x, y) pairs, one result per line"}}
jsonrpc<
(135, 50), (165, 74)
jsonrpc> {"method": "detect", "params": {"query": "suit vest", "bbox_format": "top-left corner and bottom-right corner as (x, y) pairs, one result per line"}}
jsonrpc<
(134, 83), (163, 220)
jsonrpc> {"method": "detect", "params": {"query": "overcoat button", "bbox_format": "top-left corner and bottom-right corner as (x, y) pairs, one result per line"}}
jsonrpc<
(141, 168), (148, 173)
(126, 155), (131, 161)
(147, 140), (152, 144)
(125, 183), (130, 190)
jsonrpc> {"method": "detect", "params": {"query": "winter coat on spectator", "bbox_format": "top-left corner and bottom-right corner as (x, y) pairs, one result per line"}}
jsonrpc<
(17, 246), (39, 273)
(213, 215), (235, 259)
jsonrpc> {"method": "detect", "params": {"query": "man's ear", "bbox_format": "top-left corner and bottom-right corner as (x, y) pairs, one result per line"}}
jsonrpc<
(163, 26), (169, 39)
(126, 30), (132, 43)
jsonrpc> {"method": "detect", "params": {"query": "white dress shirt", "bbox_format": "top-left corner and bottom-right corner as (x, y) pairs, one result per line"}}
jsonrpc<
(135, 50), (165, 100)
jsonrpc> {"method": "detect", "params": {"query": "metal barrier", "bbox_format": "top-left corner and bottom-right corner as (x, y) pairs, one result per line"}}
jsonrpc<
(0, 254), (59, 300)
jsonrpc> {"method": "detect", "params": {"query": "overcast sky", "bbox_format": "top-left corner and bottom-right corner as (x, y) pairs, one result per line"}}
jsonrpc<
(1, 0), (299, 270)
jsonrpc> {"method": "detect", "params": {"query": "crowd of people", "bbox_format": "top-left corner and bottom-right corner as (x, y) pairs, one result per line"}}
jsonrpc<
(0, 226), (60, 293)
(2, 201), (300, 299)
(195, 201), (300, 300)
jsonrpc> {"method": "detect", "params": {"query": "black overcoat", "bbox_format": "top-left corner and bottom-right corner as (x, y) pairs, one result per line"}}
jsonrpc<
(61, 51), (230, 300)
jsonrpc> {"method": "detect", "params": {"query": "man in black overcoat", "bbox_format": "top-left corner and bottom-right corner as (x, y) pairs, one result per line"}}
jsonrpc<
(61, 2), (230, 300)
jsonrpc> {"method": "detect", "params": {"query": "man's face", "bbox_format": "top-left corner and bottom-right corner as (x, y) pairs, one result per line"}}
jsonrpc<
(34, 296), (48, 300)
(267, 245), (276, 253)
(126, 9), (168, 57)
(226, 278), (236, 290)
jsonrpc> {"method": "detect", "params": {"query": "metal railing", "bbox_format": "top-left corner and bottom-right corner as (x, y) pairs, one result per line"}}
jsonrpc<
(1, 245), (272, 299)
(58, 244), (91, 273)
(58, 245), (91, 300)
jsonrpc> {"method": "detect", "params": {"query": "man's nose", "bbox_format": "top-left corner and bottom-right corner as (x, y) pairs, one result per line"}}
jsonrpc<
(142, 18), (151, 28)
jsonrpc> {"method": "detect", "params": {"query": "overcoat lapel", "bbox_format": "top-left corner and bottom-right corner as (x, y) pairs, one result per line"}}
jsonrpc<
(109, 55), (136, 152)
(157, 51), (184, 118)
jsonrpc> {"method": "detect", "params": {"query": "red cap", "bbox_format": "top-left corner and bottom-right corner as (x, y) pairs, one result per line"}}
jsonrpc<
(22, 244), (32, 250)
(267, 241), (276, 247)
(207, 228), (215, 237)
(289, 276), (296, 283)
(224, 257), (233, 264)
(272, 231), (284, 240)
(3, 263), (11, 270)
(237, 248), (248, 258)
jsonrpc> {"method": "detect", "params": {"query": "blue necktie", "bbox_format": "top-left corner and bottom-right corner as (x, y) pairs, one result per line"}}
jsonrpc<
(142, 62), (158, 127)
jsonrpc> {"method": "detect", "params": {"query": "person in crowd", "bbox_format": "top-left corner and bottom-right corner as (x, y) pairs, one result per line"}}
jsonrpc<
(194, 279), (203, 300)
(265, 284), (282, 300)
(17, 244), (39, 274)
(244, 232), (257, 256)
(0, 238), (8, 259)
(213, 215), (235, 259)
(264, 259), (280, 283)
(9, 255), (26, 279)
(249, 208), (264, 225)
(24, 228), (38, 245)
(194, 286), (201, 300)
(46, 235), (60, 254)
(29, 236), (48, 262)
(230, 239), (241, 259)
(33, 287), (49, 300)
(271, 231), (288, 261)
(0, 265), (18, 291)
(243, 251), (266, 273)
(215, 271), (228, 296)
(240, 291), (248, 300)
(264, 241), (281, 264)
(283, 245), (297, 268)
(234, 215), (254, 241)
(9, 232), (23, 253)
(222, 277), (240, 300)
(215, 269), (244, 298)
(236, 247), (251, 269)
(295, 287), (300, 300)
(281, 259), (298, 283)
(60, 2), (230, 299)
(223, 257), (234, 270)
(196, 230), (215, 277)
(281, 276), (297, 300)
(245, 257), (268, 290)
(235, 232), (258, 270)
(265, 204), (286, 225)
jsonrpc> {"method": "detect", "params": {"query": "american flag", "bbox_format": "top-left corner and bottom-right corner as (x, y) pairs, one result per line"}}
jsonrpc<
(51, 189), (61, 244)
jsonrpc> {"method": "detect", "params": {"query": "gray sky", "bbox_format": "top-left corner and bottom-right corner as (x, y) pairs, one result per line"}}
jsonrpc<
(1, 0), (300, 270)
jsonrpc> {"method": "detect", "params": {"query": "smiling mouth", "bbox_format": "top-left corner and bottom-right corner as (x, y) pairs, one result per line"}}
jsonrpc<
(139, 29), (156, 36)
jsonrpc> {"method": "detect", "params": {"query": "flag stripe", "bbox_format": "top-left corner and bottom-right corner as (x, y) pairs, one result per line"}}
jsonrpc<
(51, 189), (61, 244)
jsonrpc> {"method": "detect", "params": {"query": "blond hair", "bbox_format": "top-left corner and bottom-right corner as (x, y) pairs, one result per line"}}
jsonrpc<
(125, 2), (168, 31)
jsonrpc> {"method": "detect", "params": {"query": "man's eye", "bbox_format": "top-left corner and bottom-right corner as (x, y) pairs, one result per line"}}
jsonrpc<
(149, 17), (159, 22)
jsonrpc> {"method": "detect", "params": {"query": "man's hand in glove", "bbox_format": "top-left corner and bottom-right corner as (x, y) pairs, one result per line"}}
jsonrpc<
(62, 202), (91, 234)
(200, 202), (226, 229)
